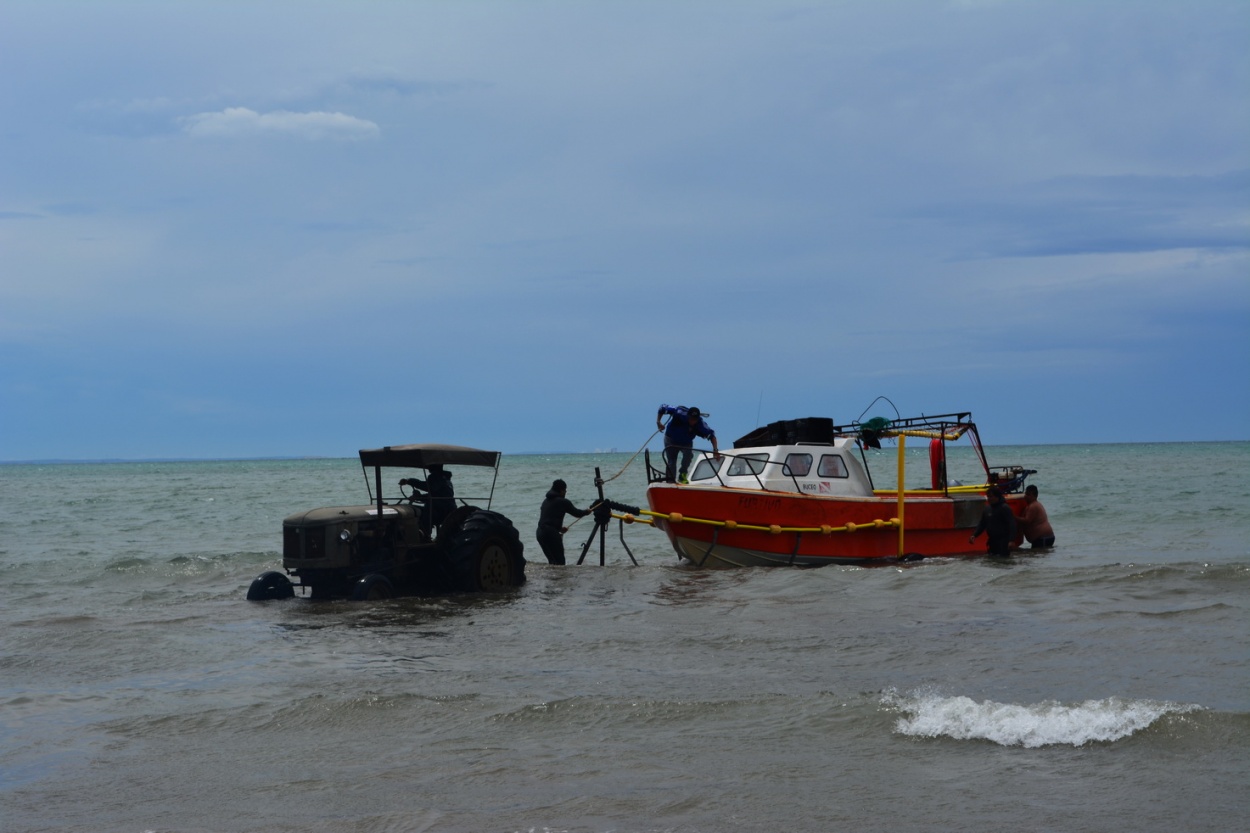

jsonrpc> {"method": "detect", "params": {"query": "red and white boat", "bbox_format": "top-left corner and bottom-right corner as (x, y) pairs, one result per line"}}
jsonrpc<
(642, 411), (1034, 567)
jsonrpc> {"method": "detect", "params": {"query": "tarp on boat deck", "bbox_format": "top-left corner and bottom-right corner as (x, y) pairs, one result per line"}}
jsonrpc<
(734, 417), (835, 448)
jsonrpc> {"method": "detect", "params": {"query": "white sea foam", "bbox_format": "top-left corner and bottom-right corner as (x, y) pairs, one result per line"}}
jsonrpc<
(884, 690), (1202, 748)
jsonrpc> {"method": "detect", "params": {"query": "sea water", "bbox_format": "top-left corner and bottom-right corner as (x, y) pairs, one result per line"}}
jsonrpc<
(1, 442), (1247, 832)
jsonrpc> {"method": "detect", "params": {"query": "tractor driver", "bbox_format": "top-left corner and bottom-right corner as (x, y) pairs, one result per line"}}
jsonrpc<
(399, 464), (455, 535)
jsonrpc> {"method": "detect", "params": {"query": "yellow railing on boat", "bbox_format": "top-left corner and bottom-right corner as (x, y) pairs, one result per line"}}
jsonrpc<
(619, 430), (987, 556)
(610, 509), (900, 536)
(873, 483), (992, 496)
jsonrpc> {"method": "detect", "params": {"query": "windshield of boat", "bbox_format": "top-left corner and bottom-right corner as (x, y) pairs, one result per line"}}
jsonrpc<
(818, 454), (849, 478)
(690, 455), (724, 482)
(726, 453), (768, 476)
(783, 453), (812, 477)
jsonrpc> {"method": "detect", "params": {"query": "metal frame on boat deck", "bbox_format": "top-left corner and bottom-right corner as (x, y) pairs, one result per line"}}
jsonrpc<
(645, 411), (1034, 496)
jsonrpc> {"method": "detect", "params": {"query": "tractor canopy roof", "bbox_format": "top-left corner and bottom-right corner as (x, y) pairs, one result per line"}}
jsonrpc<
(358, 444), (501, 469)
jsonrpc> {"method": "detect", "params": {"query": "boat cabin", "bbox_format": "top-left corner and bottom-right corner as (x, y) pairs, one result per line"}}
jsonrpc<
(686, 436), (876, 497)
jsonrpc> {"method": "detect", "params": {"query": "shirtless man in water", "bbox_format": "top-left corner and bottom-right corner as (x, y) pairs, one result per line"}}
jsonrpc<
(1016, 484), (1055, 549)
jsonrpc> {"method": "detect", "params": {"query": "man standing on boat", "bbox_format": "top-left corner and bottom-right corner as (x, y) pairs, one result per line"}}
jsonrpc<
(657, 404), (719, 484)
(536, 479), (592, 565)
(969, 486), (1017, 557)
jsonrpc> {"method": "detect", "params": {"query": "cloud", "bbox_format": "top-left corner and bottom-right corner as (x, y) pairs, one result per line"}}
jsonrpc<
(179, 107), (379, 140)
(910, 171), (1250, 259)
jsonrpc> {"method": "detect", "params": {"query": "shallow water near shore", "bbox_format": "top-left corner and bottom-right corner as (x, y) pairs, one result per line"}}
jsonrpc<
(2, 442), (1248, 832)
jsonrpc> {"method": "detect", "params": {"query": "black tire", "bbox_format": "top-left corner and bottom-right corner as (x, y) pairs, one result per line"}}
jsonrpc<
(447, 510), (526, 592)
(246, 571), (295, 601)
(352, 573), (394, 601)
(435, 504), (478, 540)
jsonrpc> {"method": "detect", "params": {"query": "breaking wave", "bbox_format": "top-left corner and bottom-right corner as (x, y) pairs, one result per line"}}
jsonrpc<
(884, 689), (1203, 747)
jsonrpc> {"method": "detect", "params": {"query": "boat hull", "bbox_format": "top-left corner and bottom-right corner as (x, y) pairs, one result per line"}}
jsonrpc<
(646, 484), (1023, 566)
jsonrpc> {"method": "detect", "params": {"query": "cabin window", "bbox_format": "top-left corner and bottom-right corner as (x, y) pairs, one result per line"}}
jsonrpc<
(690, 456), (724, 482)
(726, 453), (768, 476)
(818, 454), (849, 478)
(783, 453), (813, 477)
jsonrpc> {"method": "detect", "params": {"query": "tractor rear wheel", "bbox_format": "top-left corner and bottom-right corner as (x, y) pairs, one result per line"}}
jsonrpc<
(447, 510), (525, 592)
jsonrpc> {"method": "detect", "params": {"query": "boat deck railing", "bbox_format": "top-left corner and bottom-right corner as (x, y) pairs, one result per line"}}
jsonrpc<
(645, 448), (809, 493)
(646, 448), (1035, 497)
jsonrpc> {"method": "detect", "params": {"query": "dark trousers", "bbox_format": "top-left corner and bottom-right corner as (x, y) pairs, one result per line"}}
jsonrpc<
(986, 536), (1012, 557)
(536, 526), (566, 565)
(663, 441), (693, 482)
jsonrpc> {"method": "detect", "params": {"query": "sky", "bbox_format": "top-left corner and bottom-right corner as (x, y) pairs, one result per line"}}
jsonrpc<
(1, 0), (1247, 461)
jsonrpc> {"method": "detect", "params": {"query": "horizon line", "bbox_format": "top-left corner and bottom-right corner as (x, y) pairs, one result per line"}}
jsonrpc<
(3, 438), (1247, 466)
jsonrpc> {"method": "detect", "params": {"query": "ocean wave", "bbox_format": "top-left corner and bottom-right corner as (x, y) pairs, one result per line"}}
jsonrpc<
(883, 689), (1202, 747)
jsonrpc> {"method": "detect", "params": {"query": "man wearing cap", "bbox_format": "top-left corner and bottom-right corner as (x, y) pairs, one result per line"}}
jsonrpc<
(536, 479), (592, 565)
(969, 486), (1017, 558)
(399, 464), (455, 536)
(656, 404), (719, 484)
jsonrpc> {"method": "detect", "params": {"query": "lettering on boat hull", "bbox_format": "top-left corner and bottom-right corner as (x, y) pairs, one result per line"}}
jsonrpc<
(737, 495), (784, 513)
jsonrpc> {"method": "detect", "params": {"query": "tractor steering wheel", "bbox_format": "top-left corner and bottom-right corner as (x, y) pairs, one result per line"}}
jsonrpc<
(397, 479), (426, 505)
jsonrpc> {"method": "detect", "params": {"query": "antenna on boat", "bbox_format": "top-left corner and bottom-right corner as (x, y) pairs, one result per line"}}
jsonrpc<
(854, 395), (901, 425)
(575, 466), (641, 567)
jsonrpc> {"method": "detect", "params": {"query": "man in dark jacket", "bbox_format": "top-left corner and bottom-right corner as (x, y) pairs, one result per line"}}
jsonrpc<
(969, 486), (1017, 557)
(656, 404), (719, 484)
(536, 479), (591, 565)
(400, 464), (455, 536)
